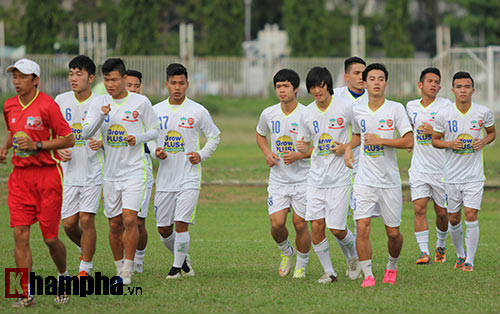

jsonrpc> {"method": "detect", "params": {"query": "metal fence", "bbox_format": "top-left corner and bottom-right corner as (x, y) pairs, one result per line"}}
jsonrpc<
(1, 49), (498, 112)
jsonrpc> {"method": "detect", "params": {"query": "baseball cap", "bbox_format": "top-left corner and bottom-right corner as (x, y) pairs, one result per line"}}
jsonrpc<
(7, 58), (41, 77)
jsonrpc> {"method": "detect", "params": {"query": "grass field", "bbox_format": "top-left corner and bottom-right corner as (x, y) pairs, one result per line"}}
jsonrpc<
(0, 95), (499, 313)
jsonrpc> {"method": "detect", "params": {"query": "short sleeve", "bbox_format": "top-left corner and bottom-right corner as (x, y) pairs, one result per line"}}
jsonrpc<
(47, 99), (72, 137)
(483, 108), (495, 128)
(142, 98), (160, 130)
(256, 111), (268, 136)
(298, 112), (312, 142)
(351, 111), (360, 134)
(395, 103), (413, 137)
(433, 110), (446, 134)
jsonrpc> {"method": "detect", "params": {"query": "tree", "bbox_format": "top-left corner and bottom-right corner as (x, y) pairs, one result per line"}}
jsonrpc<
(204, 0), (244, 56)
(22, 0), (63, 53)
(382, 0), (415, 57)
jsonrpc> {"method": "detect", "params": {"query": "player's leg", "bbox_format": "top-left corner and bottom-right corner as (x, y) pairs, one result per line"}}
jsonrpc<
(291, 211), (310, 278)
(431, 173), (448, 263)
(12, 226), (35, 308)
(445, 183), (466, 269)
(462, 181), (483, 271)
(77, 184), (101, 277)
(413, 197), (431, 264)
(135, 217), (147, 273)
(103, 180), (125, 274)
(62, 214), (81, 248)
(155, 191), (176, 256)
(61, 185), (82, 251)
(121, 208), (139, 284)
(270, 208), (294, 277)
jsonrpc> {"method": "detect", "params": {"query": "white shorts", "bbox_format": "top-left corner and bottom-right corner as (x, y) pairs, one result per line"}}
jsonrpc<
(154, 190), (200, 227)
(61, 185), (102, 219)
(306, 185), (350, 230)
(267, 184), (307, 219)
(445, 181), (484, 213)
(409, 171), (446, 208)
(103, 179), (146, 218)
(138, 184), (152, 219)
(352, 184), (402, 228)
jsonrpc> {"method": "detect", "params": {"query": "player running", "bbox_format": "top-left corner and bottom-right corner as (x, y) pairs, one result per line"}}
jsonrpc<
(297, 67), (360, 284)
(344, 63), (413, 287)
(432, 71), (496, 272)
(82, 58), (160, 285)
(406, 67), (451, 265)
(55, 55), (103, 279)
(256, 69), (312, 279)
(153, 63), (220, 279)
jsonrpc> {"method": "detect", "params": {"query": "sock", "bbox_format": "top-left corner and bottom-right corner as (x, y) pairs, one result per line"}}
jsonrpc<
(436, 226), (448, 248)
(386, 255), (399, 270)
(359, 260), (373, 278)
(336, 228), (357, 262)
(134, 249), (145, 265)
(79, 260), (93, 274)
(415, 230), (429, 254)
(464, 220), (479, 266)
(277, 238), (294, 257)
(449, 222), (465, 258)
(161, 232), (176, 255)
(173, 232), (190, 268)
(57, 270), (69, 277)
(295, 250), (310, 270)
(123, 259), (134, 272)
(57, 270), (70, 293)
(114, 259), (124, 273)
(312, 238), (335, 275)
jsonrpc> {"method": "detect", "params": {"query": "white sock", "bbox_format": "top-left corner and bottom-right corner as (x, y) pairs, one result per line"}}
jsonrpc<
(123, 259), (134, 272)
(79, 260), (93, 274)
(114, 259), (124, 273)
(336, 228), (357, 261)
(359, 260), (373, 278)
(415, 230), (429, 254)
(134, 249), (145, 265)
(277, 239), (294, 257)
(295, 250), (310, 270)
(386, 255), (399, 270)
(436, 226), (448, 248)
(173, 232), (190, 268)
(58, 270), (69, 278)
(313, 238), (335, 275)
(464, 220), (479, 266)
(449, 222), (465, 258)
(161, 232), (176, 255)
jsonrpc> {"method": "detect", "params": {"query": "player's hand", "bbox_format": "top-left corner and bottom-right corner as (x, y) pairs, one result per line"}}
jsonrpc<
(265, 152), (280, 167)
(16, 137), (36, 151)
(296, 137), (309, 153)
(449, 138), (463, 150)
(282, 151), (301, 165)
(187, 152), (201, 164)
(101, 104), (111, 115)
(364, 133), (382, 146)
(155, 147), (167, 160)
(0, 146), (8, 164)
(88, 138), (102, 151)
(125, 135), (136, 146)
(344, 147), (354, 169)
(58, 148), (72, 161)
(331, 141), (345, 156)
(473, 138), (484, 151)
(420, 122), (434, 135)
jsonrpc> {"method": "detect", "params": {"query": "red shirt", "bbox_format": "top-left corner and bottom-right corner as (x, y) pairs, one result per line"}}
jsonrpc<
(3, 90), (72, 168)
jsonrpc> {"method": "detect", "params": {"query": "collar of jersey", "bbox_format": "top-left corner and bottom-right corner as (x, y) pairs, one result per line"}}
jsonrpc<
(111, 92), (129, 108)
(168, 97), (187, 111)
(280, 102), (299, 117)
(368, 98), (386, 114)
(348, 87), (365, 100)
(19, 89), (40, 110)
(419, 97), (436, 110)
(73, 92), (93, 106)
(454, 102), (472, 117)
(314, 97), (332, 115)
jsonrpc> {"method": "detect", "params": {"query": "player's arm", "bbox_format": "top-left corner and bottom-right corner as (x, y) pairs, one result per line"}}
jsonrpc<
(83, 103), (110, 139)
(365, 131), (413, 149)
(188, 109), (220, 165)
(17, 132), (75, 151)
(431, 131), (462, 150)
(256, 132), (280, 167)
(473, 125), (496, 151)
(344, 133), (360, 169)
(0, 132), (12, 163)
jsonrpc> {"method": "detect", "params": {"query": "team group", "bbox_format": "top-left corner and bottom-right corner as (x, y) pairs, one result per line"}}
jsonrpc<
(1, 54), (495, 307)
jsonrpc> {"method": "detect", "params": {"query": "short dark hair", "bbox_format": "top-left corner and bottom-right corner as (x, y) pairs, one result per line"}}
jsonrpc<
(452, 71), (474, 87)
(102, 58), (126, 76)
(166, 63), (188, 80)
(362, 63), (388, 81)
(419, 67), (441, 82)
(125, 69), (142, 83)
(306, 67), (333, 95)
(344, 56), (366, 73)
(69, 55), (96, 76)
(273, 69), (300, 89)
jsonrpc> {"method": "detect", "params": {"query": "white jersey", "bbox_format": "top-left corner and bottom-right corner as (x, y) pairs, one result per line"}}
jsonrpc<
(352, 98), (413, 188)
(82, 92), (160, 181)
(55, 91), (103, 186)
(406, 97), (451, 175)
(153, 97), (220, 192)
(433, 102), (495, 184)
(298, 96), (353, 188)
(333, 86), (368, 174)
(256, 103), (309, 186)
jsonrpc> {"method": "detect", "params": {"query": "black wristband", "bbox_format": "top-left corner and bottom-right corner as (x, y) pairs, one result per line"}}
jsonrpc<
(36, 141), (43, 151)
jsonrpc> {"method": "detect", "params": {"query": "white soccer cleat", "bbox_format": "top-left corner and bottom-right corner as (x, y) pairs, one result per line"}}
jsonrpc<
(182, 255), (195, 277)
(279, 248), (295, 277)
(120, 270), (132, 285)
(347, 258), (362, 280)
(292, 267), (306, 279)
(317, 271), (338, 284)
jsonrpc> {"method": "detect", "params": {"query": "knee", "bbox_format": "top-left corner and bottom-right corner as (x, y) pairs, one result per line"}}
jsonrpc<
(293, 220), (308, 234)
(13, 229), (30, 246)
(448, 214), (461, 226)
(331, 229), (346, 239)
(386, 228), (401, 240)
(270, 221), (286, 233)
(158, 226), (173, 238)
(109, 219), (124, 234)
(79, 214), (95, 229)
(414, 205), (426, 217)
(43, 237), (58, 248)
(62, 219), (77, 233)
(436, 210), (448, 221)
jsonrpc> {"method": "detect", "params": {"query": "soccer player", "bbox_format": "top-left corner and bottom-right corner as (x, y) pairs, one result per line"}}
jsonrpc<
(344, 63), (413, 287)
(432, 71), (496, 271)
(55, 55), (103, 278)
(153, 63), (220, 279)
(406, 67), (451, 264)
(82, 58), (160, 285)
(2, 58), (75, 307)
(124, 69), (153, 273)
(256, 69), (312, 279)
(296, 67), (360, 284)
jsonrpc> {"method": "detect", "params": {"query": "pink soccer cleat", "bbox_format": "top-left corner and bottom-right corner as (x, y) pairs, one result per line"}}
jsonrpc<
(361, 275), (376, 288)
(382, 267), (398, 285)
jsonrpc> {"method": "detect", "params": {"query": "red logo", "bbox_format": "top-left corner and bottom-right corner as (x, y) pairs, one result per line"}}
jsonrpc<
(132, 111), (139, 119)
(337, 117), (343, 126)
(5, 268), (29, 298)
(387, 119), (393, 127)
(188, 117), (194, 125)
(478, 120), (483, 127)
